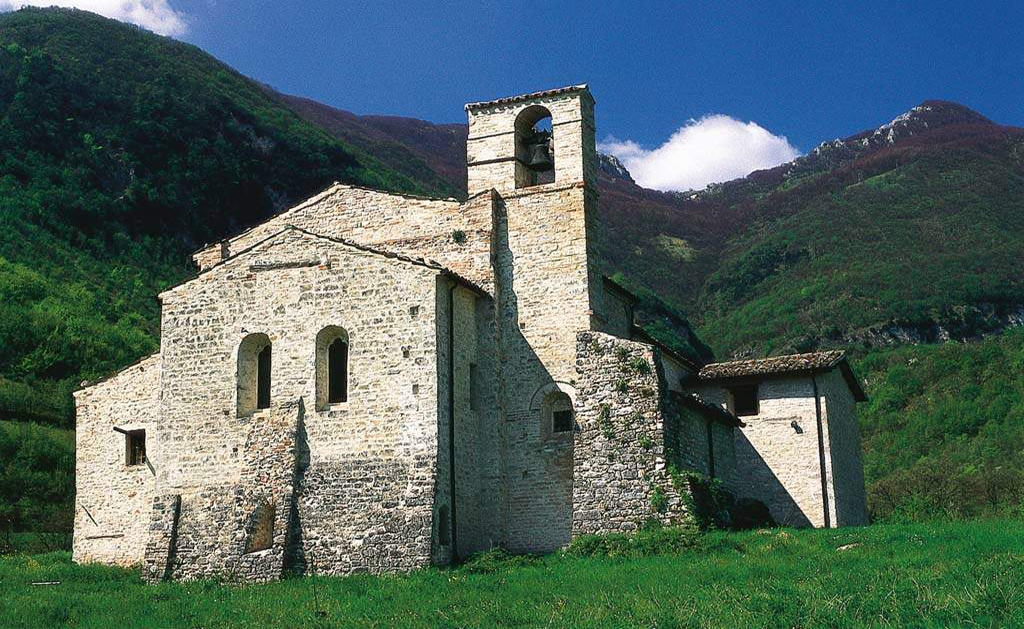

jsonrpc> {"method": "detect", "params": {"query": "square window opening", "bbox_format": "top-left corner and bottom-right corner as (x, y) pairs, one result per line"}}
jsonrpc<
(126, 430), (146, 466)
(553, 410), (573, 433)
(728, 384), (759, 417)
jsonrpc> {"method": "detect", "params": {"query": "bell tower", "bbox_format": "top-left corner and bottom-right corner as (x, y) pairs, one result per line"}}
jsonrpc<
(466, 84), (597, 196)
(465, 85), (608, 552)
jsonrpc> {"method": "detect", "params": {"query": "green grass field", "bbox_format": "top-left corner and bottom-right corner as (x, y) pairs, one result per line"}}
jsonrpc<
(2, 521), (1022, 628)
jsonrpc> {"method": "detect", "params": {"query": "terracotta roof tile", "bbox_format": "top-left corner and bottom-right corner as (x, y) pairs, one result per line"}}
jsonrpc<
(698, 351), (845, 380)
(696, 350), (867, 402)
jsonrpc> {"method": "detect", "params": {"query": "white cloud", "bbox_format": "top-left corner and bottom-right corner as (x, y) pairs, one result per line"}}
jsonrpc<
(599, 115), (800, 192)
(0, 1), (188, 36)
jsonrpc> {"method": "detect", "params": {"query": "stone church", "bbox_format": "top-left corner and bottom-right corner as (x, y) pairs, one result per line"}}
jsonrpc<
(73, 85), (868, 582)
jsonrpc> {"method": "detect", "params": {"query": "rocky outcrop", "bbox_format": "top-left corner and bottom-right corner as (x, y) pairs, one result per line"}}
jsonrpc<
(597, 152), (634, 183)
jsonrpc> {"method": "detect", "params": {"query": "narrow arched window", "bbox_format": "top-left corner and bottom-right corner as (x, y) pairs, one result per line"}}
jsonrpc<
(328, 338), (348, 403)
(316, 326), (349, 409)
(238, 333), (271, 416)
(257, 344), (271, 410)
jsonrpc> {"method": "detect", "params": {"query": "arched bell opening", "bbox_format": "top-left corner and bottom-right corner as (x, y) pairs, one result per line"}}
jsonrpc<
(514, 105), (555, 188)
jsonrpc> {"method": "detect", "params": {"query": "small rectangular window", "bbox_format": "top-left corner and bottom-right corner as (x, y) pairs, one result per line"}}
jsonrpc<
(553, 410), (573, 433)
(728, 384), (759, 416)
(126, 430), (146, 466)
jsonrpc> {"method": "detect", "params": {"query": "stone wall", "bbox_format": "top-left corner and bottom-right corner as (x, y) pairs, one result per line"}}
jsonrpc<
(73, 354), (160, 566)
(493, 184), (591, 552)
(662, 393), (736, 491)
(192, 184), (495, 293)
(689, 370), (868, 528)
(448, 285), (502, 557)
(143, 400), (302, 582)
(820, 370), (869, 525)
(690, 379), (826, 526)
(155, 228), (449, 576)
(573, 331), (693, 535)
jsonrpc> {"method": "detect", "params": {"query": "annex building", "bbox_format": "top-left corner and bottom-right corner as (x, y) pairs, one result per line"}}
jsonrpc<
(74, 85), (868, 582)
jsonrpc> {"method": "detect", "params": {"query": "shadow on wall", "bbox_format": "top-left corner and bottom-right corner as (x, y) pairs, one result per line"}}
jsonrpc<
(734, 431), (813, 527)
(491, 197), (573, 554)
(284, 411), (310, 573)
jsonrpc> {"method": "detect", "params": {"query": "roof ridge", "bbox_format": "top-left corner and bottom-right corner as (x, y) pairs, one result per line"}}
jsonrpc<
(191, 182), (460, 257)
(168, 225), (488, 300)
(465, 84), (590, 111)
(703, 349), (845, 368)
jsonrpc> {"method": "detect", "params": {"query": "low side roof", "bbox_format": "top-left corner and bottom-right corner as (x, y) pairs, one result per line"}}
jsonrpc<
(696, 350), (867, 402)
(77, 352), (160, 393)
(630, 325), (698, 372)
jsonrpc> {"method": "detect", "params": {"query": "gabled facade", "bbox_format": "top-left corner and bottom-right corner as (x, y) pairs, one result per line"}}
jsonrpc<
(74, 85), (869, 582)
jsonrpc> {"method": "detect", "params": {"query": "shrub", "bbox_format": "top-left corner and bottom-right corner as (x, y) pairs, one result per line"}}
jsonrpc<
(457, 548), (540, 574)
(566, 524), (700, 558)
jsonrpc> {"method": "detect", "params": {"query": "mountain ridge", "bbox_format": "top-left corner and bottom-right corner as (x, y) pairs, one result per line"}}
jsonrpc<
(275, 86), (1024, 360)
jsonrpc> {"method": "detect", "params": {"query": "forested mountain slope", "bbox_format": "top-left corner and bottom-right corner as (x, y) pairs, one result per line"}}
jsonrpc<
(0, 8), (441, 426)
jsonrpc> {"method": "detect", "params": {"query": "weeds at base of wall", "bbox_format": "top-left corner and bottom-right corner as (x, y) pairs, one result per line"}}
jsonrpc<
(457, 548), (543, 574)
(667, 467), (734, 531)
(566, 523), (701, 558)
(650, 484), (668, 513)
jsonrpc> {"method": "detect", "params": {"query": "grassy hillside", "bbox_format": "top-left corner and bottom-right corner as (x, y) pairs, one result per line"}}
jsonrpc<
(0, 8), (440, 427)
(3, 521), (1022, 628)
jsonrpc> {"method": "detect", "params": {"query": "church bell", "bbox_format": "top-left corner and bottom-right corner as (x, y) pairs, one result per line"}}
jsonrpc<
(525, 130), (554, 172)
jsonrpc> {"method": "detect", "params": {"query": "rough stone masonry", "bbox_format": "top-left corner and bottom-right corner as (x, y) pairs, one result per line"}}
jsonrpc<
(74, 84), (868, 582)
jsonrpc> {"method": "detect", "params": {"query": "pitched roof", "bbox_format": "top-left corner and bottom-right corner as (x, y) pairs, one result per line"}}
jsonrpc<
(165, 225), (488, 299)
(191, 182), (459, 257)
(696, 350), (867, 402)
(465, 84), (591, 111)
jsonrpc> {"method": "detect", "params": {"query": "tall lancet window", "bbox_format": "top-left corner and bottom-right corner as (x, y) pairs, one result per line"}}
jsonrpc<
(328, 337), (348, 403)
(316, 326), (349, 409)
(238, 333), (272, 416)
(257, 344), (272, 410)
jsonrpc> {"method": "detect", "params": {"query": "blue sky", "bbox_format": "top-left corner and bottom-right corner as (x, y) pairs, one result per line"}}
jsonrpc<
(4, 1), (1022, 189)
